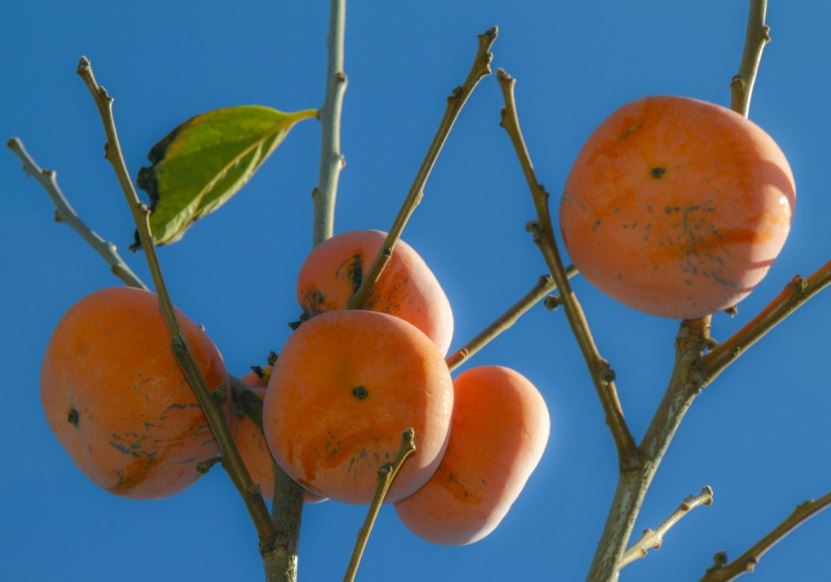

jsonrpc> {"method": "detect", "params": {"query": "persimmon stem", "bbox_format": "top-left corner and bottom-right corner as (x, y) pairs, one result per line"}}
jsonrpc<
(731, 0), (770, 117)
(701, 490), (831, 582)
(343, 429), (417, 582)
(76, 56), (282, 574)
(619, 486), (714, 570)
(7, 137), (148, 290)
(446, 266), (578, 372)
(495, 68), (638, 467)
(347, 26), (497, 310)
(312, 0), (347, 246)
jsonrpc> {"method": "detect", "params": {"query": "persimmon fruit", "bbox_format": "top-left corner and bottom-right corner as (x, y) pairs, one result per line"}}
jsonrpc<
(40, 287), (229, 499)
(262, 309), (454, 504)
(296, 229), (454, 354)
(560, 95), (796, 319)
(394, 366), (550, 545)
(231, 370), (325, 504)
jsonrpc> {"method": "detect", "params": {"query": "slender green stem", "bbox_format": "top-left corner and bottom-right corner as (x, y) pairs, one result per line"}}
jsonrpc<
(495, 68), (637, 466)
(347, 27), (498, 310)
(343, 429), (416, 582)
(76, 56), (281, 575)
(7, 137), (147, 290)
(701, 491), (831, 582)
(312, 0), (347, 246)
(446, 266), (578, 372)
(620, 486), (714, 569)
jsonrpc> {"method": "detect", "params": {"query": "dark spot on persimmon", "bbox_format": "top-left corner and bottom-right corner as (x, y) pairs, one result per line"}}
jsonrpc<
(352, 385), (369, 400)
(650, 166), (666, 179)
(67, 408), (79, 426)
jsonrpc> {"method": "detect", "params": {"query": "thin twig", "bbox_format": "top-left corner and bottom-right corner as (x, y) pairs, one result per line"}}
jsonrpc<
(7, 137), (147, 290)
(700, 261), (831, 383)
(343, 429), (417, 582)
(619, 486), (714, 569)
(731, 0), (770, 116)
(311, 0), (347, 246)
(701, 491), (831, 582)
(75, 56), (284, 577)
(446, 266), (578, 372)
(495, 68), (638, 466)
(347, 26), (497, 310)
(587, 319), (711, 581)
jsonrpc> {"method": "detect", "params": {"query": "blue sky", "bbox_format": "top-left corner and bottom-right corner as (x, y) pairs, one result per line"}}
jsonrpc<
(2, 1), (830, 581)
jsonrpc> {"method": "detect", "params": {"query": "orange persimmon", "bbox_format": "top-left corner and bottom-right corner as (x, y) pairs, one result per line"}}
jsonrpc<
(560, 95), (795, 319)
(262, 310), (454, 504)
(296, 229), (454, 354)
(40, 287), (228, 499)
(231, 370), (325, 504)
(395, 366), (550, 545)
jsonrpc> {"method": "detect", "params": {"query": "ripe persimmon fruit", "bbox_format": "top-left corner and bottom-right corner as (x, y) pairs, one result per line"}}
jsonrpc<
(395, 366), (550, 545)
(231, 369), (325, 504)
(262, 309), (454, 504)
(560, 96), (796, 319)
(296, 229), (454, 354)
(40, 287), (229, 499)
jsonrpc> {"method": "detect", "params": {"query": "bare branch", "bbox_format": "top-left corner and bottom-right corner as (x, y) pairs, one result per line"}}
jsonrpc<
(7, 137), (147, 290)
(446, 266), (578, 372)
(701, 491), (831, 582)
(495, 67), (637, 466)
(700, 261), (831, 383)
(347, 26), (497, 310)
(311, 0), (347, 246)
(75, 56), (286, 578)
(731, 0), (770, 116)
(343, 429), (417, 582)
(620, 486), (714, 569)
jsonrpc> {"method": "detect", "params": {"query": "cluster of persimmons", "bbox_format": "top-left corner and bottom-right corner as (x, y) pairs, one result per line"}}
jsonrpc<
(39, 94), (795, 549)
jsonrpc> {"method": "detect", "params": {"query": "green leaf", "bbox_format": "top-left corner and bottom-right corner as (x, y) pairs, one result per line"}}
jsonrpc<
(133, 105), (317, 248)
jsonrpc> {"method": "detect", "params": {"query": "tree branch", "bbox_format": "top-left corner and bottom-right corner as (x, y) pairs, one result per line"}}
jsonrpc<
(619, 486), (714, 569)
(347, 26), (497, 310)
(495, 68), (638, 466)
(699, 261), (831, 383)
(76, 56), (285, 579)
(731, 0), (770, 116)
(343, 429), (416, 582)
(311, 0), (347, 246)
(701, 491), (831, 582)
(7, 137), (147, 290)
(446, 266), (577, 372)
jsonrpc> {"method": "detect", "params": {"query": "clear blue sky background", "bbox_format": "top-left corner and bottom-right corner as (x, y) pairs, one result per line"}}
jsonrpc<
(2, 1), (829, 581)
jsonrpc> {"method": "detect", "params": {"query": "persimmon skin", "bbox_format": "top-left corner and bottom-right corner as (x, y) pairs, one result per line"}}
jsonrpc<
(394, 366), (550, 545)
(262, 310), (454, 504)
(231, 370), (325, 504)
(40, 287), (228, 499)
(296, 229), (454, 354)
(560, 96), (796, 319)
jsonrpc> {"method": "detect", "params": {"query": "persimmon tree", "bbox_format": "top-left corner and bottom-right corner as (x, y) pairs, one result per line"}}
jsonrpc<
(7, 0), (831, 581)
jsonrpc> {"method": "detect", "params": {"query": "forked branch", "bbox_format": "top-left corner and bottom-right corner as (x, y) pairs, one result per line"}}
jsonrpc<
(75, 56), (285, 578)
(619, 486), (714, 569)
(343, 429), (417, 582)
(495, 68), (638, 466)
(7, 137), (147, 290)
(347, 26), (498, 310)
(446, 266), (578, 372)
(701, 491), (831, 582)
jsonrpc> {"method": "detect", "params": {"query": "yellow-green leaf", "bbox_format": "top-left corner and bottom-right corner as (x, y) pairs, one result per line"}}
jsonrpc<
(134, 105), (316, 248)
